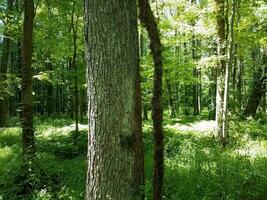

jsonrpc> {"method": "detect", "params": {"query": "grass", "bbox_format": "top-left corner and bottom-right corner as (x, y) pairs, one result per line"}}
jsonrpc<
(0, 116), (266, 199)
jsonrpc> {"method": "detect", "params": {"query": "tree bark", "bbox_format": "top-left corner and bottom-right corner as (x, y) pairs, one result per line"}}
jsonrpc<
(84, 1), (142, 199)
(237, 59), (243, 112)
(215, 0), (226, 143)
(138, 0), (164, 199)
(0, 0), (14, 127)
(21, 0), (35, 158)
(21, 0), (35, 195)
(221, 0), (236, 146)
(71, 2), (79, 137)
(192, 38), (200, 115)
(133, 47), (145, 199)
(166, 79), (176, 117)
(243, 49), (267, 117)
(45, 60), (53, 116)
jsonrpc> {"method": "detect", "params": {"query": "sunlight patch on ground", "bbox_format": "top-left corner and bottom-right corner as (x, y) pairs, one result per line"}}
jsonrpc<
(234, 137), (267, 158)
(38, 124), (88, 138)
(166, 120), (216, 135)
(0, 146), (13, 159)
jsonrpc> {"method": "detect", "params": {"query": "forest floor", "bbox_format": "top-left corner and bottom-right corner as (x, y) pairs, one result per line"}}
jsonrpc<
(0, 116), (266, 200)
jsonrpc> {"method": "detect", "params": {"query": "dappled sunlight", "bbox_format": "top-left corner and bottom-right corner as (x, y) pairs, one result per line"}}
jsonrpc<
(166, 120), (216, 135)
(37, 123), (88, 139)
(161, 122), (267, 200)
(0, 146), (14, 159)
(233, 137), (267, 158)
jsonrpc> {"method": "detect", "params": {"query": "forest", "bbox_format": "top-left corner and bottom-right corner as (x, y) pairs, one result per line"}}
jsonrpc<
(0, 0), (266, 199)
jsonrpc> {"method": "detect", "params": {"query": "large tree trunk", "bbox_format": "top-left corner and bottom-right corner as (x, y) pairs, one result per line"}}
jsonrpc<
(215, 0), (226, 144)
(84, 1), (142, 199)
(0, 0), (14, 127)
(138, 0), (164, 200)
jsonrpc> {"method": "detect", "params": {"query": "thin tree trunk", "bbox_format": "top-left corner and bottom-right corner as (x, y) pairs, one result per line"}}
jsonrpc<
(221, 0), (236, 146)
(143, 105), (148, 120)
(71, 3), (79, 136)
(21, 0), (35, 158)
(215, 0), (226, 143)
(84, 0), (142, 199)
(192, 37), (200, 115)
(237, 59), (243, 112)
(133, 47), (145, 199)
(139, 29), (149, 121)
(138, 0), (164, 199)
(21, 0), (35, 194)
(166, 79), (176, 117)
(45, 60), (53, 116)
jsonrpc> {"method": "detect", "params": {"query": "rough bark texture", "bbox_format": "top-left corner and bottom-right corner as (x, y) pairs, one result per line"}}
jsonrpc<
(84, 1), (141, 199)
(215, 0), (226, 143)
(21, 0), (35, 158)
(0, 0), (14, 127)
(138, 0), (164, 199)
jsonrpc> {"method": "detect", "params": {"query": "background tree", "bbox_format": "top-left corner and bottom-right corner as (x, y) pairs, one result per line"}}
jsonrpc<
(0, 0), (14, 127)
(139, 0), (164, 199)
(21, 0), (35, 194)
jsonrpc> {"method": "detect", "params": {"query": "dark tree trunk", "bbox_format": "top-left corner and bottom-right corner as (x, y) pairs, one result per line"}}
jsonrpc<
(208, 68), (217, 120)
(21, 0), (35, 195)
(175, 84), (180, 114)
(67, 59), (74, 118)
(21, 0), (35, 158)
(261, 82), (266, 113)
(84, 0), (142, 199)
(45, 60), (53, 116)
(166, 79), (176, 117)
(71, 2), (79, 137)
(143, 104), (148, 120)
(133, 48), (145, 199)
(237, 59), (243, 112)
(192, 38), (200, 115)
(138, 0), (164, 200)
(0, 0), (14, 127)
(79, 88), (85, 123)
(193, 68), (200, 115)
(140, 30), (149, 121)
(243, 50), (267, 117)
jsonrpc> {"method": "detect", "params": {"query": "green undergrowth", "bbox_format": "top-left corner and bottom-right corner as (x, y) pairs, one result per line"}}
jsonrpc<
(0, 117), (266, 199)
